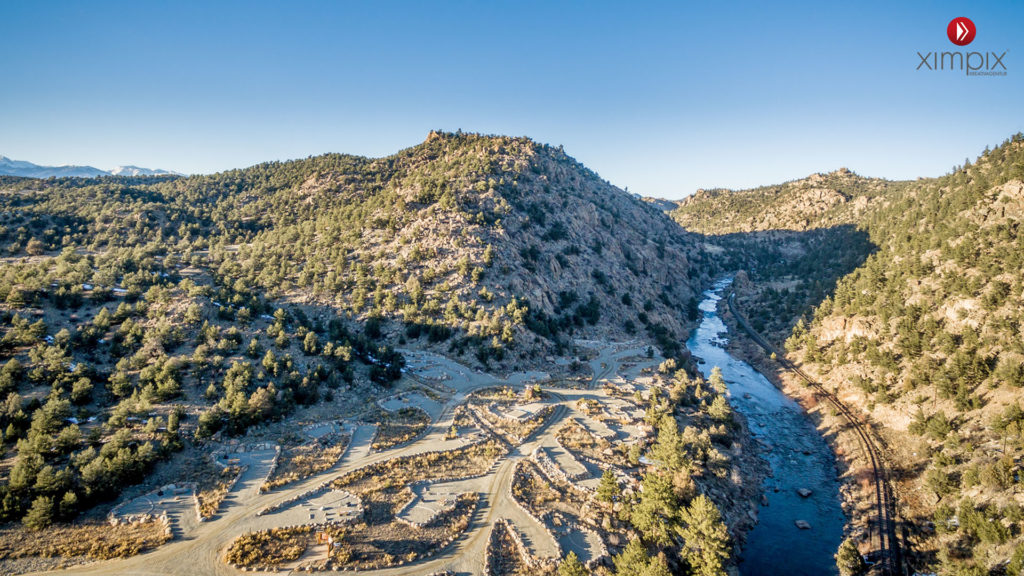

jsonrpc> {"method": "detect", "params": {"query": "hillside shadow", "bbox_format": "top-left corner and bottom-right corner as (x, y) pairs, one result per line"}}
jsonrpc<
(701, 224), (877, 345)
(697, 224), (953, 568)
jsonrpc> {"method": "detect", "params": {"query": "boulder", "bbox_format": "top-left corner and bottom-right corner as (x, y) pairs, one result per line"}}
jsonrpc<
(797, 488), (813, 498)
(795, 520), (812, 530)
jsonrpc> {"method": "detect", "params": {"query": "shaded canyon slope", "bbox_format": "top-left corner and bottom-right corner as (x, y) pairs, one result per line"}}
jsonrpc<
(672, 133), (1024, 575)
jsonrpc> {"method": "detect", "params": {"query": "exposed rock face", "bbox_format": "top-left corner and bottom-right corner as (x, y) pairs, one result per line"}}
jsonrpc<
(242, 132), (712, 367)
(687, 137), (1024, 572)
(671, 168), (902, 234)
(442, 134), (710, 361)
(970, 179), (1024, 224)
(817, 317), (874, 344)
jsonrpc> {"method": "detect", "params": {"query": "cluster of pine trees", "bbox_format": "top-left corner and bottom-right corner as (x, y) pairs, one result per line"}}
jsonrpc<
(560, 366), (733, 575)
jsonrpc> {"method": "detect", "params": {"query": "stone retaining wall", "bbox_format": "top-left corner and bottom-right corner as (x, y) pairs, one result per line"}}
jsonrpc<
(484, 518), (550, 575)
(258, 436), (497, 517)
(508, 462), (563, 560)
(198, 465), (247, 521)
(109, 482), (196, 525)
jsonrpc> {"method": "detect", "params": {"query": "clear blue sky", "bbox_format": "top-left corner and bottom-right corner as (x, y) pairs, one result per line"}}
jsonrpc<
(1, 1), (1021, 198)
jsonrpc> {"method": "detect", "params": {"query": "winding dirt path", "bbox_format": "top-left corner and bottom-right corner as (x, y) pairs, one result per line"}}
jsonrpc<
(32, 344), (656, 576)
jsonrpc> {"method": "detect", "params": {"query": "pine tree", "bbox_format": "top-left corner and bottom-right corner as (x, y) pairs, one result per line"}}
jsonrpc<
(709, 366), (726, 393)
(59, 490), (78, 519)
(613, 538), (651, 576)
(642, 555), (673, 576)
(650, 413), (687, 472)
(632, 470), (678, 546)
(303, 331), (319, 355)
(678, 494), (730, 576)
(22, 495), (54, 530)
(246, 338), (263, 359)
(835, 538), (866, 576)
(597, 469), (619, 503)
(707, 395), (731, 422)
(558, 551), (588, 576)
(1008, 544), (1024, 576)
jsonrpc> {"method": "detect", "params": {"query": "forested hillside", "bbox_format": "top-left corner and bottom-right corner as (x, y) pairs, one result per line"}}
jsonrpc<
(0, 132), (710, 530)
(785, 136), (1024, 574)
(677, 133), (1024, 575)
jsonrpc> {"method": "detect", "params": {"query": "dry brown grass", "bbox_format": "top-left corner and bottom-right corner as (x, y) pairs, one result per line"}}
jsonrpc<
(471, 386), (519, 402)
(465, 388), (554, 443)
(196, 464), (242, 519)
(262, 433), (349, 492)
(555, 421), (625, 466)
(0, 519), (170, 560)
(486, 520), (531, 576)
(511, 460), (588, 517)
(311, 425), (505, 570)
(225, 525), (312, 568)
(326, 493), (478, 570)
(335, 439), (504, 509)
(372, 407), (431, 450)
(452, 405), (476, 430)
(474, 405), (554, 444)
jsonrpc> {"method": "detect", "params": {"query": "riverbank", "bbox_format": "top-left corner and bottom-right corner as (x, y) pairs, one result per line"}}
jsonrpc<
(687, 279), (844, 575)
(718, 289), (885, 564)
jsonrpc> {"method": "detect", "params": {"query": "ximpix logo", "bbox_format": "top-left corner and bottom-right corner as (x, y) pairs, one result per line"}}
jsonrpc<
(947, 17), (975, 46)
(916, 17), (1007, 76)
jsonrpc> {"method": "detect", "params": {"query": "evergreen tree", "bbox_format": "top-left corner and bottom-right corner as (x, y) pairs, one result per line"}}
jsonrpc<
(632, 470), (678, 546)
(708, 366), (726, 393)
(613, 538), (651, 576)
(59, 490), (78, 519)
(558, 551), (588, 576)
(678, 494), (730, 576)
(642, 555), (673, 576)
(707, 395), (731, 423)
(22, 495), (54, 530)
(246, 338), (263, 359)
(649, 413), (687, 472)
(1007, 544), (1024, 576)
(835, 538), (866, 576)
(597, 469), (619, 503)
(303, 331), (319, 355)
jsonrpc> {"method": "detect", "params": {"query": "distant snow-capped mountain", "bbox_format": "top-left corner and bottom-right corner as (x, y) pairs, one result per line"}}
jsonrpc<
(0, 156), (179, 178)
(0, 156), (108, 178)
(109, 165), (178, 177)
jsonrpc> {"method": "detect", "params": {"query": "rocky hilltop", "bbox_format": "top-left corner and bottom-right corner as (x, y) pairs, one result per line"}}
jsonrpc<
(0, 132), (711, 370)
(671, 167), (906, 234)
(231, 131), (711, 365)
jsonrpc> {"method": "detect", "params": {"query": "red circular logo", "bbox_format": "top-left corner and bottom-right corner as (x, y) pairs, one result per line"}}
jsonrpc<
(947, 17), (976, 46)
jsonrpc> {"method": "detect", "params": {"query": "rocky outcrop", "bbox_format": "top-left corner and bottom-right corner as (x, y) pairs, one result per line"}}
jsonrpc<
(672, 168), (896, 234)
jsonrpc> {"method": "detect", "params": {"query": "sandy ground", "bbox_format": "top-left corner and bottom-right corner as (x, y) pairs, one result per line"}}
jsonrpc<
(29, 342), (664, 576)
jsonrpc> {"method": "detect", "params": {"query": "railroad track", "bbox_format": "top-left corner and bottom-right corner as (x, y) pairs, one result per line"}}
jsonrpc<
(726, 291), (905, 576)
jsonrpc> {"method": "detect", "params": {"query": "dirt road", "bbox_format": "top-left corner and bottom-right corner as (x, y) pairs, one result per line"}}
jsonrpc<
(34, 343), (656, 576)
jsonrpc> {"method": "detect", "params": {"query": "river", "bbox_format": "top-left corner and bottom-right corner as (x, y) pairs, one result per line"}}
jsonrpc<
(686, 277), (844, 576)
